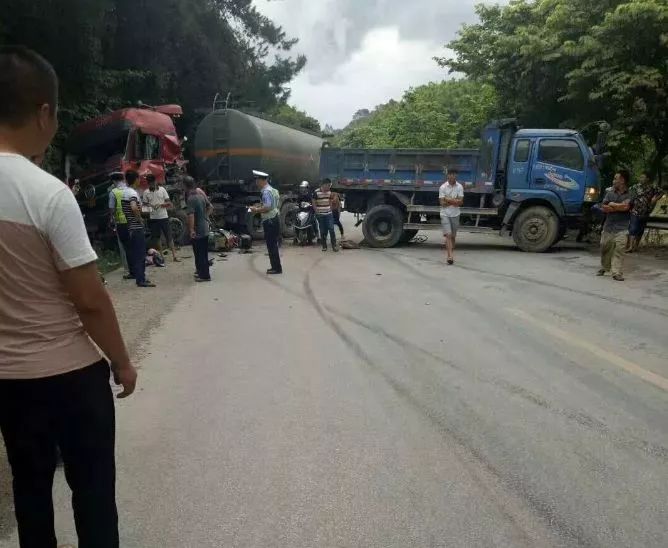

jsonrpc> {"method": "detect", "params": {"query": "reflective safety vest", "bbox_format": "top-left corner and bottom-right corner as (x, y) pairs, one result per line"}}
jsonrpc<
(111, 188), (127, 224)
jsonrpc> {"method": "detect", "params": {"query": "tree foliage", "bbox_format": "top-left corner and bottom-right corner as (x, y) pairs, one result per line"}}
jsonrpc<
(334, 80), (499, 149)
(438, 0), (668, 180)
(0, 0), (308, 170)
(268, 104), (321, 133)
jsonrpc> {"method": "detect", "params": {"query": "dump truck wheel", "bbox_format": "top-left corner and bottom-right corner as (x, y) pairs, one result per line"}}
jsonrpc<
(362, 204), (404, 248)
(512, 205), (559, 252)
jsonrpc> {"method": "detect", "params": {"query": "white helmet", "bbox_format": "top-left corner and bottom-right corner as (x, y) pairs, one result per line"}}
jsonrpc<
(299, 180), (310, 190)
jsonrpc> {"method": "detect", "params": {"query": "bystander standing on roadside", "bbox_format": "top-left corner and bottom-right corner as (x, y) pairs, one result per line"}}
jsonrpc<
(123, 169), (155, 287)
(439, 168), (464, 265)
(0, 45), (136, 548)
(313, 178), (339, 252)
(108, 171), (131, 277)
(597, 169), (632, 281)
(185, 176), (212, 281)
(250, 170), (283, 273)
(331, 188), (344, 239)
(143, 172), (180, 262)
(626, 170), (664, 253)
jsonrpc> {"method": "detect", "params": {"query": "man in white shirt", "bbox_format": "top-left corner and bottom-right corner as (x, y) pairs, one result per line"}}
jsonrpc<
(0, 46), (136, 547)
(438, 168), (465, 265)
(142, 172), (179, 261)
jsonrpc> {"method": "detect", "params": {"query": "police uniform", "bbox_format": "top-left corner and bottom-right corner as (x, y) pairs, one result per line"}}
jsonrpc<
(254, 170), (282, 274)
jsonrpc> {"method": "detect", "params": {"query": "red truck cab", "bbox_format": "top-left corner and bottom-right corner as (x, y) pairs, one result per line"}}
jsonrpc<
(65, 105), (186, 235)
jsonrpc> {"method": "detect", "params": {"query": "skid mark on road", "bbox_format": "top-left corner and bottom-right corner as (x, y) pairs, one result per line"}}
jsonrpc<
(248, 251), (668, 463)
(325, 304), (668, 463)
(508, 308), (668, 393)
(369, 249), (668, 318)
(302, 262), (595, 548)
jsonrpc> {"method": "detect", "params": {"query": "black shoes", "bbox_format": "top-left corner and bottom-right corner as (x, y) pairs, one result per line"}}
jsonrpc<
(267, 269), (283, 275)
(137, 280), (156, 287)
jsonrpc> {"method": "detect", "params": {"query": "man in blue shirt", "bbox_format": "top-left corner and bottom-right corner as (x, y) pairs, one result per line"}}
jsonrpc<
(249, 170), (282, 274)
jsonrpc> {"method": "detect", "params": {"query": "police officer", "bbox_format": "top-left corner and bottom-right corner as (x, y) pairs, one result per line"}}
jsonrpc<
(249, 170), (282, 274)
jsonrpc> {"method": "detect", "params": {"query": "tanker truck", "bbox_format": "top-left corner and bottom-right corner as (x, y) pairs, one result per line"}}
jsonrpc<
(65, 105), (323, 243)
(193, 108), (324, 239)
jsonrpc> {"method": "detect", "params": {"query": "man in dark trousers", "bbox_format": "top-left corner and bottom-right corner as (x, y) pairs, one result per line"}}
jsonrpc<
(0, 45), (136, 548)
(312, 178), (339, 252)
(108, 171), (131, 277)
(250, 170), (283, 274)
(185, 176), (212, 281)
(123, 169), (155, 287)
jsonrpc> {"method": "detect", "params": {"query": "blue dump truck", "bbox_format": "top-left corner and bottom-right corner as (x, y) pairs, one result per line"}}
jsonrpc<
(320, 119), (608, 252)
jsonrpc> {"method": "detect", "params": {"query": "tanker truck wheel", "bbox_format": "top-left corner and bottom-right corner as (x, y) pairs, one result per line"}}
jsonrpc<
(280, 202), (299, 239)
(245, 211), (264, 240)
(362, 204), (404, 248)
(512, 205), (559, 252)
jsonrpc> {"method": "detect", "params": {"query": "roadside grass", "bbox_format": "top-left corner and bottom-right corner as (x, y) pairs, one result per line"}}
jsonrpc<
(97, 247), (121, 274)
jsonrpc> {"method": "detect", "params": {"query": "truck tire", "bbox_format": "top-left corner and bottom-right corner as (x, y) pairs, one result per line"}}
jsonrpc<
(280, 202), (299, 239)
(399, 229), (419, 243)
(245, 211), (264, 240)
(512, 205), (559, 252)
(169, 210), (190, 246)
(362, 204), (404, 248)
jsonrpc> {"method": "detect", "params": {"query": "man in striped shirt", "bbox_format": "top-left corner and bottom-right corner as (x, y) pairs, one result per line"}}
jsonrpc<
(312, 178), (339, 252)
(123, 170), (155, 287)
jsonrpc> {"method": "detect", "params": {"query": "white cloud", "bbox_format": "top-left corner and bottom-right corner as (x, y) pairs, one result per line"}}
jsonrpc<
(287, 27), (448, 128)
(255, 0), (485, 128)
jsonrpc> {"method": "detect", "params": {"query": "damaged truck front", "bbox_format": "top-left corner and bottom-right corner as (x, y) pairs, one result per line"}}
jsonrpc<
(65, 105), (188, 243)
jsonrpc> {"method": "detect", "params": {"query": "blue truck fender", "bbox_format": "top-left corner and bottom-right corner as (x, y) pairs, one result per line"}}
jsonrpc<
(502, 190), (565, 228)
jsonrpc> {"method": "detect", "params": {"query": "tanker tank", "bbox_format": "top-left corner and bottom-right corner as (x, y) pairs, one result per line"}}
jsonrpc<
(194, 108), (323, 192)
(192, 108), (324, 238)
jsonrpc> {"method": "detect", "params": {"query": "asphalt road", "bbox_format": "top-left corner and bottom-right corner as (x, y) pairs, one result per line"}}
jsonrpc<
(1, 221), (667, 547)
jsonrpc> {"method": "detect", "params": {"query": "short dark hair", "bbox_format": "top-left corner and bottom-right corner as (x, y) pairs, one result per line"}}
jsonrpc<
(322, 178), (332, 185)
(110, 172), (125, 182)
(0, 46), (58, 127)
(641, 170), (653, 180)
(125, 170), (139, 185)
(183, 176), (196, 189)
(616, 169), (631, 185)
(146, 173), (156, 182)
(448, 168), (459, 175)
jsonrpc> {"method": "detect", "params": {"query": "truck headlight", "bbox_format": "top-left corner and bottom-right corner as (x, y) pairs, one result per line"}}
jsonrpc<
(584, 186), (599, 202)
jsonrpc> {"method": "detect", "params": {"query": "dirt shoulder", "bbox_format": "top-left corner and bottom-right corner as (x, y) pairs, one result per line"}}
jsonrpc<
(0, 255), (199, 541)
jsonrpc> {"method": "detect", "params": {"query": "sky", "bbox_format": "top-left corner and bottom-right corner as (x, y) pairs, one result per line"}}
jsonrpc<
(255, 0), (488, 129)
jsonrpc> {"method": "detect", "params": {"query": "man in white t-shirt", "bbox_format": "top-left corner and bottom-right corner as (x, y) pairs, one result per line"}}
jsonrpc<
(438, 168), (465, 265)
(142, 172), (179, 261)
(0, 46), (136, 548)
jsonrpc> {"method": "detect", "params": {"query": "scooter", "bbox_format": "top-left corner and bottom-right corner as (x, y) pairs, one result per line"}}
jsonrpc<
(293, 201), (318, 246)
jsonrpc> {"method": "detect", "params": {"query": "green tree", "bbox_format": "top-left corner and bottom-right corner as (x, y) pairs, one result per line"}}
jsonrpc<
(438, 0), (668, 180)
(334, 80), (498, 149)
(0, 0), (309, 172)
(269, 104), (321, 133)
